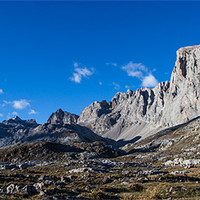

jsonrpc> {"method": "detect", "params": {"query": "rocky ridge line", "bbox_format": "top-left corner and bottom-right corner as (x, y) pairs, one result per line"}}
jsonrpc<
(77, 45), (200, 141)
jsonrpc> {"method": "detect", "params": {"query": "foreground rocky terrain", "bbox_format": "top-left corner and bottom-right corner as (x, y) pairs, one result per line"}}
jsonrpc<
(1, 116), (200, 199)
(1, 44), (200, 199)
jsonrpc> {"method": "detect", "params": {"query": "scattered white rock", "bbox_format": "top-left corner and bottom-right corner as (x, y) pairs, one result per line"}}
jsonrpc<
(69, 167), (93, 173)
(164, 158), (200, 168)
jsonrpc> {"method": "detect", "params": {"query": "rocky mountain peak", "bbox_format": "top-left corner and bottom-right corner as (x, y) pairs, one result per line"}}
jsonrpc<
(12, 115), (23, 122)
(47, 109), (78, 125)
(2, 116), (37, 127)
(126, 89), (133, 95)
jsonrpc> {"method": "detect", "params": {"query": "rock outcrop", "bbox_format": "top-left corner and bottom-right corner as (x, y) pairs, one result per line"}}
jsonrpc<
(78, 45), (200, 141)
(47, 109), (78, 125)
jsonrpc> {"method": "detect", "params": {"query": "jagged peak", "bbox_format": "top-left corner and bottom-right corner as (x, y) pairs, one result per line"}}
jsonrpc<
(92, 100), (108, 105)
(12, 115), (22, 121)
(126, 89), (134, 95)
(47, 109), (78, 125)
(55, 108), (64, 114)
(154, 81), (170, 91)
(2, 116), (37, 127)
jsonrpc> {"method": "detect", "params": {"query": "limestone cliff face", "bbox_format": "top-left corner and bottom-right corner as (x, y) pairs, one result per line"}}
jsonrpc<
(162, 45), (200, 127)
(78, 45), (200, 141)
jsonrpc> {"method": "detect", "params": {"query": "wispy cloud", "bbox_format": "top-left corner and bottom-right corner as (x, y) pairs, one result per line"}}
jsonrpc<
(99, 81), (103, 85)
(112, 82), (120, 90)
(70, 62), (94, 83)
(122, 61), (158, 88)
(4, 99), (30, 110)
(122, 62), (147, 78)
(12, 111), (18, 116)
(106, 62), (117, 67)
(0, 113), (3, 117)
(73, 62), (79, 67)
(142, 74), (159, 87)
(0, 89), (3, 94)
(1, 100), (8, 107)
(29, 109), (37, 115)
(13, 99), (30, 109)
(7, 112), (19, 119)
(125, 85), (130, 89)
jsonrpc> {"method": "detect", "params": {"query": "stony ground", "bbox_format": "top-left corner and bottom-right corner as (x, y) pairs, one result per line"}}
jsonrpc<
(1, 117), (200, 199)
(1, 153), (200, 200)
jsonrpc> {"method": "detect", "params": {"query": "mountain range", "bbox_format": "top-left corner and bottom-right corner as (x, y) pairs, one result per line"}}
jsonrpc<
(0, 44), (200, 149)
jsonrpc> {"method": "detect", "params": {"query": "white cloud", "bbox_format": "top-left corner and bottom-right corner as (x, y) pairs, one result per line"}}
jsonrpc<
(106, 62), (117, 67)
(12, 111), (18, 116)
(125, 85), (130, 89)
(29, 109), (37, 115)
(122, 61), (148, 78)
(1, 100), (8, 107)
(13, 99), (30, 110)
(2, 99), (31, 110)
(142, 74), (158, 87)
(0, 89), (3, 94)
(99, 81), (103, 85)
(122, 61), (158, 88)
(75, 67), (93, 77)
(70, 63), (94, 83)
(74, 62), (79, 67)
(112, 82), (120, 90)
(0, 113), (3, 117)
(2, 100), (14, 108)
(70, 73), (82, 83)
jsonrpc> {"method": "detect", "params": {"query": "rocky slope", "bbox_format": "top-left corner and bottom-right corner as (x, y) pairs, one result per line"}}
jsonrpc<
(78, 45), (200, 141)
(124, 115), (200, 168)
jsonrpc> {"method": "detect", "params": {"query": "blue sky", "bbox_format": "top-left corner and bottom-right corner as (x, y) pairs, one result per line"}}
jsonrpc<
(0, 1), (200, 123)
